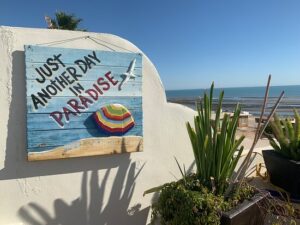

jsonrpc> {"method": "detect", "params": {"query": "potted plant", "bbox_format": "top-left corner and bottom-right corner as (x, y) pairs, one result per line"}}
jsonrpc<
(185, 84), (268, 225)
(145, 79), (284, 225)
(263, 111), (300, 198)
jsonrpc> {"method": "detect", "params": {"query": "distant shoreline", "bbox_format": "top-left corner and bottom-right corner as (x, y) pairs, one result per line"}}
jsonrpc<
(167, 97), (300, 117)
(166, 85), (300, 117)
(165, 84), (300, 92)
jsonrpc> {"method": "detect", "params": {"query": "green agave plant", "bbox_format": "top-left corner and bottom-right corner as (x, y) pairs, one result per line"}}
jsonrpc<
(267, 110), (300, 161)
(186, 83), (245, 194)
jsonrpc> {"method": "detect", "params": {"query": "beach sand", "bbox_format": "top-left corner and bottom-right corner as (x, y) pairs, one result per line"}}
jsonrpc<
(235, 115), (272, 178)
(237, 115), (270, 149)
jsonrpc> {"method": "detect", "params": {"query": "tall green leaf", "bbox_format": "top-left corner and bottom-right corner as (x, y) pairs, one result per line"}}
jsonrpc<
(186, 83), (245, 194)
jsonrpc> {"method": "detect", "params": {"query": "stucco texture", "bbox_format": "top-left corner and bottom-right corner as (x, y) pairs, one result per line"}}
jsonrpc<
(0, 26), (196, 225)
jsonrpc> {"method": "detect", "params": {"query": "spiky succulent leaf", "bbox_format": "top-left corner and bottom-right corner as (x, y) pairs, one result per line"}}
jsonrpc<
(268, 110), (300, 161)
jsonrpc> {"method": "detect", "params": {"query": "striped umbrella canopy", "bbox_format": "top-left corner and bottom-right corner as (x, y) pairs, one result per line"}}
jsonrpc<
(93, 104), (135, 135)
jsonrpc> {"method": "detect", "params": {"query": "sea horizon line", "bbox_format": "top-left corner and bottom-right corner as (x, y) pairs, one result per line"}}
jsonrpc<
(166, 84), (300, 92)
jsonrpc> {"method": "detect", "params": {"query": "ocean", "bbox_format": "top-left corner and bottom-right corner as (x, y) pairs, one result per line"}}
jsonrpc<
(166, 85), (300, 117)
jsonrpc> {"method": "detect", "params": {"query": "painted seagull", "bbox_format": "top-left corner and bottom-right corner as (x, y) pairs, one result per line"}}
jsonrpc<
(118, 58), (136, 91)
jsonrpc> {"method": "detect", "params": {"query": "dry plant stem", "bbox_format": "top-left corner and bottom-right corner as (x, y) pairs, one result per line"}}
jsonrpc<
(254, 75), (272, 144)
(246, 91), (284, 168)
(256, 91), (284, 141)
(231, 75), (271, 184)
(237, 91), (284, 184)
(225, 75), (285, 197)
(233, 91), (284, 196)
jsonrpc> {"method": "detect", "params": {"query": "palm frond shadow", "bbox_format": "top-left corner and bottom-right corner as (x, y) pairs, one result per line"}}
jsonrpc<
(18, 157), (149, 225)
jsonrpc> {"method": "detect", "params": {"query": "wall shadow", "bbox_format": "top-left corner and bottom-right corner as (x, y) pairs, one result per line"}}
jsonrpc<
(0, 50), (139, 180)
(18, 155), (149, 225)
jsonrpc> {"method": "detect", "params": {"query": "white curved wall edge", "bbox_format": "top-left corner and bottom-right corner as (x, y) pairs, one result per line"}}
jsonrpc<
(0, 26), (196, 225)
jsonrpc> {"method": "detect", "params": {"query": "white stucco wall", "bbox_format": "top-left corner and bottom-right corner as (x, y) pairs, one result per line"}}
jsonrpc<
(0, 26), (196, 225)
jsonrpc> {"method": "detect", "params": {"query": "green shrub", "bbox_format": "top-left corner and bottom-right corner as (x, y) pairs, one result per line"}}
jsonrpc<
(151, 175), (256, 225)
(267, 110), (300, 161)
(151, 178), (226, 225)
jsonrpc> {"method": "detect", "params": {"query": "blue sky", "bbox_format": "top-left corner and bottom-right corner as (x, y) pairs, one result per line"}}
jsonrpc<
(1, 0), (300, 90)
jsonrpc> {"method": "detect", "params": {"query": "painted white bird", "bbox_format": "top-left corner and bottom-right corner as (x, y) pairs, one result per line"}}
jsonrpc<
(118, 58), (136, 91)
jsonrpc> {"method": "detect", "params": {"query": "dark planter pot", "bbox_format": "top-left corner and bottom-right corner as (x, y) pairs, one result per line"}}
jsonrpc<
(221, 192), (268, 225)
(263, 150), (300, 198)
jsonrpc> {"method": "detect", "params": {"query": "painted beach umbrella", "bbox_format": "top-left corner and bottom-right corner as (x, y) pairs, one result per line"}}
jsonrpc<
(93, 104), (135, 135)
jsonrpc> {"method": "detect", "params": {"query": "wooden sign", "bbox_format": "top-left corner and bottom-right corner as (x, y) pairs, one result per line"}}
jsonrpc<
(25, 45), (143, 161)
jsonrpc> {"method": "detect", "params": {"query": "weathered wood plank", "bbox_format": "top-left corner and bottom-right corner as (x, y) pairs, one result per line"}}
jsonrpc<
(27, 111), (142, 131)
(27, 96), (142, 113)
(27, 79), (142, 97)
(25, 45), (142, 67)
(28, 136), (143, 161)
(27, 126), (143, 149)
(26, 64), (142, 81)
